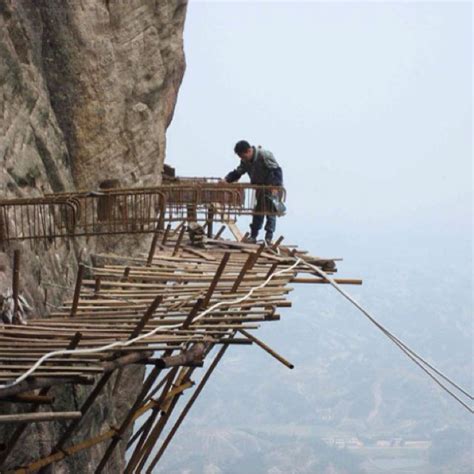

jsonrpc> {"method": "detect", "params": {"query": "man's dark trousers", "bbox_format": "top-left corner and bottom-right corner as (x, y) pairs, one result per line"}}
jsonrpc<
(250, 191), (276, 240)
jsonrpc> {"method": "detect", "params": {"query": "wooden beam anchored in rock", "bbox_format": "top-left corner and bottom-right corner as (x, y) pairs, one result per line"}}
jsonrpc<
(0, 412), (82, 425)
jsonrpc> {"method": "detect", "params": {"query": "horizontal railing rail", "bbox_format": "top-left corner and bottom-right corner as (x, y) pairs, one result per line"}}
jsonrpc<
(0, 182), (286, 243)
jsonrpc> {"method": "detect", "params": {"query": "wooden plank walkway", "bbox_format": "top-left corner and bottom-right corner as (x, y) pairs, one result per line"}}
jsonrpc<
(0, 221), (360, 473)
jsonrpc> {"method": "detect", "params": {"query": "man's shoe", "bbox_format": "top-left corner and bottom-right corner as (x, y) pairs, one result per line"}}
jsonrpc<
(265, 232), (273, 246)
(246, 236), (257, 244)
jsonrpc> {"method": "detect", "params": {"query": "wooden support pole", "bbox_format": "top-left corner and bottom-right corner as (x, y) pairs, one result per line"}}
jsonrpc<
(121, 267), (130, 282)
(271, 235), (284, 250)
(156, 344), (205, 369)
(141, 350), (178, 403)
(125, 373), (173, 449)
(226, 221), (243, 241)
(230, 244), (264, 293)
(145, 343), (230, 472)
(130, 342), (204, 470)
(70, 264), (84, 318)
(0, 375), (93, 400)
(93, 295), (165, 472)
(213, 224), (226, 240)
(170, 221), (184, 236)
(157, 202), (165, 231)
(238, 328), (294, 369)
(161, 224), (171, 245)
(133, 367), (191, 473)
(112, 294), (163, 395)
(230, 254), (254, 294)
(93, 277), (101, 297)
(182, 298), (203, 330)
(102, 351), (153, 372)
(0, 411), (82, 425)
(0, 210), (6, 250)
(202, 252), (230, 307)
(16, 391), (169, 474)
(125, 368), (180, 473)
(94, 364), (164, 473)
(54, 298), (162, 453)
(12, 249), (20, 321)
(146, 226), (160, 267)
(0, 333), (82, 468)
(0, 211), (361, 473)
(133, 343), (216, 471)
(172, 225), (186, 257)
(3, 394), (54, 404)
(250, 242), (266, 269)
(206, 205), (214, 238)
(129, 295), (163, 339)
(265, 262), (279, 280)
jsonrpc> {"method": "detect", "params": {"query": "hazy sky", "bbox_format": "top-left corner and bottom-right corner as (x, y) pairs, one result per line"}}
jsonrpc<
(160, 3), (472, 463)
(167, 1), (472, 258)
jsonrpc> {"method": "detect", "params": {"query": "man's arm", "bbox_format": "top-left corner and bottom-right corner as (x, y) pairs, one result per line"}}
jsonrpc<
(224, 162), (246, 183)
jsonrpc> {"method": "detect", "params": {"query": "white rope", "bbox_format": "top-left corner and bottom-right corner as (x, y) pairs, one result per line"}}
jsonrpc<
(301, 258), (473, 414)
(5, 250), (470, 415)
(0, 259), (301, 389)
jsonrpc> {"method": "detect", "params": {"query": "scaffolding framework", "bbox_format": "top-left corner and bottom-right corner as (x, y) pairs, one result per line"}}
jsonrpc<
(0, 186), (360, 473)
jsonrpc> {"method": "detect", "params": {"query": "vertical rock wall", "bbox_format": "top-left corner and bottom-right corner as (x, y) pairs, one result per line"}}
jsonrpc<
(1, 0), (186, 193)
(0, 0), (187, 471)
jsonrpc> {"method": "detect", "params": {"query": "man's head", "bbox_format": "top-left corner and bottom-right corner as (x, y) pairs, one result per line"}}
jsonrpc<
(234, 140), (253, 161)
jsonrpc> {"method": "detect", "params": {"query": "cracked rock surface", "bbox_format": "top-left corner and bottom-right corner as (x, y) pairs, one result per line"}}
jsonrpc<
(0, 0), (187, 470)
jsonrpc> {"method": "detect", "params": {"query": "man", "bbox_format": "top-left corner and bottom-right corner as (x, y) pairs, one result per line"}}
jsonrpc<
(224, 140), (283, 244)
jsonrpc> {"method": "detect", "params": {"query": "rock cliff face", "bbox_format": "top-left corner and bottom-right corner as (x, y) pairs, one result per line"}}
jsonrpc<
(0, 0), (187, 471)
(1, 0), (186, 192)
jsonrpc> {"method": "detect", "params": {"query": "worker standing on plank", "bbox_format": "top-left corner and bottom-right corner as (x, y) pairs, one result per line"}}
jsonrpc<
(224, 140), (283, 244)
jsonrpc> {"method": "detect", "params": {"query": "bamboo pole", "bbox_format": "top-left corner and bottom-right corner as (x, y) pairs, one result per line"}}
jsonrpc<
(213, 224), (226, 239)
(125, 368), (180, 472)
(292, 277), (362, 285)
(145, 342), (230, 472)
(133, 367), (192, 472)
(94, 364), (164, 472)
(0, 376), (93, 399)
(0, 333), (82, 467)
(70, 264), (84, 318)
(202, 252), (230, 307)
(0, 412), (82, 424)
(172, 225), (186, 256)
(146, 222), (161, 266)
(3, 394), (54, 404)
(53, 296), (163, 453)
(238, 328), (294, 369)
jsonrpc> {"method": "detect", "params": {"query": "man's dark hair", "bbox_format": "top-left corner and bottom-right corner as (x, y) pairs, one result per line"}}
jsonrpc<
(234, 140), (251, 155)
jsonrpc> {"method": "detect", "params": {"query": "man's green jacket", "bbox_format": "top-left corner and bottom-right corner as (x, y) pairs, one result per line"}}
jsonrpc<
(225, 146), (283, 186)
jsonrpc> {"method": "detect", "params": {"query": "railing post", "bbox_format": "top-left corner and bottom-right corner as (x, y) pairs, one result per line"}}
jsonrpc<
(12, 250), (20, 322)
(206, 205), (214, 238)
